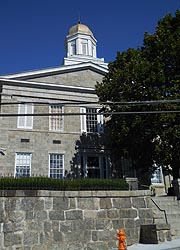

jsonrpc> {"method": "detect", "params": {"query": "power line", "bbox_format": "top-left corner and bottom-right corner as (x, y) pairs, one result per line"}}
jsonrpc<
(0, 110), (180, 117)
(0, 99), (180, 106)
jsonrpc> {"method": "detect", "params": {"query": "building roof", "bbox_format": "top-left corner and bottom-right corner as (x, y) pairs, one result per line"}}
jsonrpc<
(68, 23), (93, 36)
(1, 61), (108, 80)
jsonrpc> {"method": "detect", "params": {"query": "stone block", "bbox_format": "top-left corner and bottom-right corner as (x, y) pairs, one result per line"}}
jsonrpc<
(112, 197), (131, 208)
(97, 230), (115, 241)
(97, 210), (107, 218)
(23, 231), (39, 245)
(44, 221), (52, 232)
(53, 197), (69, 210)
(26, 211), (35, 220)
(65, 210), (83, 220)
(0, 200), (4, 211)
(34, 199), (44, 210)
(69, 198), (76, 209)
(20, 198), (35, 211)
(40, 232), (51, 244)
(77, 197), (98, 210)
(68, 242), (84, 250)
(0, 211), (5, 223)
(96, 219), (112, 230)
(112, 219), (125, 230)
(34, 211), (47, 220)
(8, 211), (25, 223)
(92, 230), (98, 241)
(124, 218), (135, 228)
(4, 232), (22, 247)
(27, 221), (43, 231)
(139, 208), (153, 218)
(49, 210), (65, 220)
(4, 199), (17, 211)
(44, 197), (53, 210)
(132, 197), (146, 208)
(119, 209), (137, 218)
(107, 209), (119, 219)
(100, 198), (112, 209)
(87, 241), (108, 250)
(60, 221), (72, 233)
(84, 210), (97, 219)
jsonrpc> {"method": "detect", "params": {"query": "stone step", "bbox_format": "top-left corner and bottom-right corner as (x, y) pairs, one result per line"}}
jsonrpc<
(151, 197), (180, 205)
(150, 196), (180, 239)
(152, 206), (180, 214)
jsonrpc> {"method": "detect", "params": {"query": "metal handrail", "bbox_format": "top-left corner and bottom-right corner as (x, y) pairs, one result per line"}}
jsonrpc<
(151, 198), (168, 224)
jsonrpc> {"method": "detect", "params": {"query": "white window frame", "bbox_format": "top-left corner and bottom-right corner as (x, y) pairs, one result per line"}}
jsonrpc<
(17, 104), (34, 129)
(49, 105), (64, 132)
(71, 41), (76, 55)
(49, 153), (64, 179)
(80, 107), (104, 133)
(15, 153), (32, 177)
(81, 39), (88, 55)
(151, 165), (163, 185)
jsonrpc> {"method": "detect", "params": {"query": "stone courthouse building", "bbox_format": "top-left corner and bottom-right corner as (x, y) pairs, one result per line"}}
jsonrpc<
(0, 22), (111, 179)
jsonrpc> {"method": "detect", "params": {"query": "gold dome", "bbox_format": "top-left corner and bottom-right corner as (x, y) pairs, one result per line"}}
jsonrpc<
(68, 23), (93, 36)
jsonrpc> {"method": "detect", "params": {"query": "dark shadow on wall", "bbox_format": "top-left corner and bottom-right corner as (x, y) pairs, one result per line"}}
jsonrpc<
(65, 132), (111, 179)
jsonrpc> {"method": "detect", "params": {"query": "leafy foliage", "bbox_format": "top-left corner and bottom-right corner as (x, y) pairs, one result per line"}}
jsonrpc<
(96, 10), (180, 180)
(0, 177), (129, 191)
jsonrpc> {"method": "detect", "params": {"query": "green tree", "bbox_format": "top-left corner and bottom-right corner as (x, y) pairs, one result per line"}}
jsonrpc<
(96, 10), (180, 181)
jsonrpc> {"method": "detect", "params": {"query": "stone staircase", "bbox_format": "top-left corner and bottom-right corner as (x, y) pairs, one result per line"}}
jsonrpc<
(150, 196), (180, 239)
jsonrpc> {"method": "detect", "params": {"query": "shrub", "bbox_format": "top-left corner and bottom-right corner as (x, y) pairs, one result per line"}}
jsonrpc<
(0, 177), (129, 191)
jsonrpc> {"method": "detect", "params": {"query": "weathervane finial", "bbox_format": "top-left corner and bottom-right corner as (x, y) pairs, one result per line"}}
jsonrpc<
(78, 12), (81, 24)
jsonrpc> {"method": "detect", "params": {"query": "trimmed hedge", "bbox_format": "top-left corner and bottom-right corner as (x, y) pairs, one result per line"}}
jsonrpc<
(0, 177), (129, 191)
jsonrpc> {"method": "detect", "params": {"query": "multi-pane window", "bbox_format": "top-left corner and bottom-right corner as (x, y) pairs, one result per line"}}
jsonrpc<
(80, 107), (103, 133)
(86, 108), (98, 133)
(17, 104), (34, 129)
(49, 154), (64, 179)
(15, 153), (31, 177)
(49, 105), (64, 131)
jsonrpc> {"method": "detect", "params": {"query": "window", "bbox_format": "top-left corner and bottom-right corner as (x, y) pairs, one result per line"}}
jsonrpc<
(80, 107), (103, 133)
(49, 105), (64, 131)
(151, 166), (163, 184)
(80, 155), (109, 179)
(71, 41), (76, 55)
(87, 156), (100, 178)
(82, 40), (88, 55)
(49, 154), (64, 179)
(17, 104), (34, 129)
(15, 153), (31, 177)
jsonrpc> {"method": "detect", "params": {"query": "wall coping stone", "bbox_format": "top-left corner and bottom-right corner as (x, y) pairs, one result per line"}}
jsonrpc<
(0, 189), (152, 197)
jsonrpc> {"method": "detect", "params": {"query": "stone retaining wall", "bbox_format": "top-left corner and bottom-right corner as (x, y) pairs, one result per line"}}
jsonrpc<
(0, 190), (153, 250)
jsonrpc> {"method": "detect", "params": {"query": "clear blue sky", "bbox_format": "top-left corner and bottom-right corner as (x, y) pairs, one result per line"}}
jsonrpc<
(0, 0), (179, 75)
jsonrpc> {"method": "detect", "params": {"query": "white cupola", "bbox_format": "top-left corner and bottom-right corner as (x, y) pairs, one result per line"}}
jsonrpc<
(63, 22), (107, 67)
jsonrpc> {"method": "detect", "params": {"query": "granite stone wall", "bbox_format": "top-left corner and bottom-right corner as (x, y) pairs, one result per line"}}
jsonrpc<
(0, 190), (153, 250)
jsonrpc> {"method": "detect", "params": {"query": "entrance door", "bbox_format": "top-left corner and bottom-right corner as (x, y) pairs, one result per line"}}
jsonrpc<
(87, 156), (100, 178)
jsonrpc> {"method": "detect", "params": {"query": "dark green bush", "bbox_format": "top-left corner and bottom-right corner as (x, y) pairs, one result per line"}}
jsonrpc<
(0, 177), (129, 191)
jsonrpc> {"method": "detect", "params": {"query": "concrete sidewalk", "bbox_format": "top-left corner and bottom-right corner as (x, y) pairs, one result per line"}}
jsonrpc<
(127, 239), (180, 250)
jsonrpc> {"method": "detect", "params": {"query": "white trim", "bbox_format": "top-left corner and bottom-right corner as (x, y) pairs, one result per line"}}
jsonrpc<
(80, 107), (87, 133)
(49, 153), (64, 179)
(49, 105), (64, 132)
(1, 61), (108, 79)
(17, 104), (34, 129)
(0, 78), (95, 94)
(15, 152), (32, 177)
(97, 109), (104, 133)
